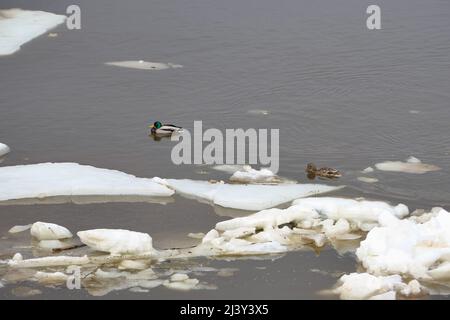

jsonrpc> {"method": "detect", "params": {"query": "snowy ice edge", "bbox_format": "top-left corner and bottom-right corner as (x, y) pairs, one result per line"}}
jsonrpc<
(0, 162), (343, 211)
(0, 9), (66, 56)
(0, 162), (175, 200)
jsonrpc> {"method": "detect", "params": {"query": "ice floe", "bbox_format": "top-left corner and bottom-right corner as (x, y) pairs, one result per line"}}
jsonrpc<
(8, 255), (89, 269)
(375, 156), (440, 174)
(333, 273), (422, 300)
(105, 60), (182, 70)
(30, 222), (72, 240)
(328, 208), (450, 299)
(361, 167), (374, 173)
(4, 196), (450, 300)
(211, 164), (246, 174)
(357, 177), (378, 183)
(163, 274), (201, 291)
(356, 208), (450, 279)
(291, 197), (409, 231)
(0, 143), (10, 157)
(0, 162), (174, 201)
(192, 197), (408, 256)
(229, 165), (285, 184)
(77, 229), (157, 255)
(8, 224), (32, 234)
(164, 179), (343, 211)
(247, 109), (270, 115)
(0, 9), (66, 56)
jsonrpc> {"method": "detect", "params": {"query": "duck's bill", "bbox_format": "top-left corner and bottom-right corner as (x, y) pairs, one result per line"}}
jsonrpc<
(149, 125), (154, 129)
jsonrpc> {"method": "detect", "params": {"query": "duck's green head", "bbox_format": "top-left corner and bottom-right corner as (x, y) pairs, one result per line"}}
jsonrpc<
(150, 121), (162, 129)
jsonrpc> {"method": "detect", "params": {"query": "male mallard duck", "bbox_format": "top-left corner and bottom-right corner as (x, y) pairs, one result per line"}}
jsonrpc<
(306, 163), (341, 179)
(149, 121), (183, 135)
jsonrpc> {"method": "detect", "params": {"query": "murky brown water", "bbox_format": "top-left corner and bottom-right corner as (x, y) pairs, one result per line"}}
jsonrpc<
(0, 0), (449, 299)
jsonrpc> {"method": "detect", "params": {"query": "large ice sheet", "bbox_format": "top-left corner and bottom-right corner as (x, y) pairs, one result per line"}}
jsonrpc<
(0, 9), (66, 56)
(165, 179), (344, 211)
(0, 162), (174, 201)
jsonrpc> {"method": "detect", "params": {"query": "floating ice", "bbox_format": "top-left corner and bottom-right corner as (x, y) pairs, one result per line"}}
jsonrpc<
(188, 232), (205, 239)
(77, 229), (157, 255)
(0, 143), (10, 157)
(375, 157), (440, 174)
(105, 60), (182, 70)
(118, 260), (148, 270)
(211, 164), (246, 174)
(0, 9), (66, 56)
(30, 222), (72, 240)
(8, 224), (32, 234)
(333, 273), (422, 300)
(193, 197), (408, 256)
(8, 255), (89, 269)
(12, 253), (23, 261)
(0, 162), (174, 201)
(229, 165), (284, 184)
(163, 274), (200, 291)
(165, 179), (343, 211)
(34, 271), (68, 284)
(247, 109), (270, 115)
(356, 208), (450, 279)
(361, 167), (374, 173)
(357, 177), (378, 183)
(36, 240), (73, 250)
(291, 197), (409, 231)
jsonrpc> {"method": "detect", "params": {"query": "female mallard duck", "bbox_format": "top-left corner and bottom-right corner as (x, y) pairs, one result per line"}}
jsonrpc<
(149, 121), (183, 135)
(306, 163), (341, 179)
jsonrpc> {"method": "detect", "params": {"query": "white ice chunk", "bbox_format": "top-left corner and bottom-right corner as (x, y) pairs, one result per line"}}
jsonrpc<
(30, 222), (72, 240)
(0, 143), (10, 157)
(37, 240), (73, 250)
(118, 260), (148, 270)
(334, 273), (402, 300)
(77, 229), (156, 255)
(375, 157), (440, 174)
(8, 255), (89, 268)
(357, 177), (379, 183)
(163, 277), (200, 291)
(170, 273), (189, 282)
(8, 224), (32, 234)
(166, 179), (343, 211)
(12, 253), (23, 261)
(0, 9), (66, 56)
(292, 197), (409, 228)
(361, 167), (374, 173)
(105, 60), (182, 70)
(212, 164), (246, 174)
(196, 197), (408, 256)
(34, 271), (68, 284)
(229, 165), (278, 184)
(187, 232), (205, 239)
(357, 208), (450, 279)
(0, 162), (174, 201)
(247, 109), (270, 115)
